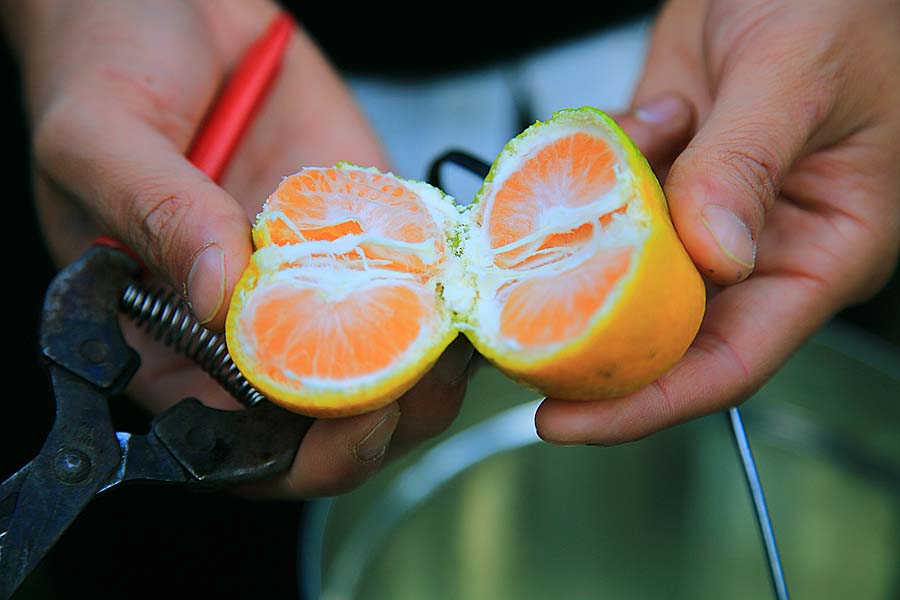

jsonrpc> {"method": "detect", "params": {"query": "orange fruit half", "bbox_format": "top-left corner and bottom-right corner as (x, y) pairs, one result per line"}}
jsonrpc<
(225, 107), (705, 417)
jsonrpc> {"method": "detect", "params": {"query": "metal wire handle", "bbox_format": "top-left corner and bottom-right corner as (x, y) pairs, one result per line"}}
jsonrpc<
(428, 149), (790, 600)
(120, 283), (266, 407)
(728, 408), (789, 600)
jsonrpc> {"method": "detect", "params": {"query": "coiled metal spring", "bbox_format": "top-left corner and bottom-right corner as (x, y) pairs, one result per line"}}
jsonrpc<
(120, 283), (265, 407)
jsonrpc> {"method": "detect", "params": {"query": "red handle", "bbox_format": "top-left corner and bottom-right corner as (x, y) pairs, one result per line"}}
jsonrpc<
(95, 12), (293, 259)
(187, 12), (293, 180)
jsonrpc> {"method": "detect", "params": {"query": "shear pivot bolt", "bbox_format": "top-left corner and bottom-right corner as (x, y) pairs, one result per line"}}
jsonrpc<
(186, 426), (218, 452)
(79, 339), (108, 364)
(54, 449), (92, 484)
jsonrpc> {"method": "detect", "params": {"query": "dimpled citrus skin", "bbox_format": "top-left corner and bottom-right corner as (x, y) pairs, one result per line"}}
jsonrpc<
(467, 108), (706, 401)
(225, 108), (705, 417)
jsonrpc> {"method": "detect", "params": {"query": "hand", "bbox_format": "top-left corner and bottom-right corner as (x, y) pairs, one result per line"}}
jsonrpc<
(2, 0), (474, 497)
(536, 0), (900, 444)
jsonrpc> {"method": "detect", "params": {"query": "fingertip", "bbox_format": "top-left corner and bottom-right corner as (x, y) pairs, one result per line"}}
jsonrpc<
(666, 174), (758, 284)
(390, 342), (473, 449)
(182, 207), (253, 330)
(698, 204), (757, 282)
(185, 243), (227, 326)
(272, 402), (401, 499)
(632, 93), (694, 130)
(616, 93), (695, 168)
(534, 399), (595, 446)
(432, 335), (476, 386)
(536, 387), (674, 448)
(353, 404), (402, 463)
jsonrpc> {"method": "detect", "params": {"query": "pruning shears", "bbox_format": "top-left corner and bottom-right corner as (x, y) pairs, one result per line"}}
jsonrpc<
(0, 13), (313, 598)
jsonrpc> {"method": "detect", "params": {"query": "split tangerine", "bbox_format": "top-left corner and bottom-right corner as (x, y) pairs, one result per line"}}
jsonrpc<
(225, 107), (706, 417)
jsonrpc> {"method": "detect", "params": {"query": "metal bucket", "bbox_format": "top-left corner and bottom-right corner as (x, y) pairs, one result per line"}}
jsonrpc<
(299, 321), (900, 599)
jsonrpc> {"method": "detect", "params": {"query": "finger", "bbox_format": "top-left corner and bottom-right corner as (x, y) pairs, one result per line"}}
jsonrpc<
(613, 94), (695, 175)
(33, 96), (252, 330)
(661, 50), (832, 285)
(629, 0), (710, 118)
(534, 271), (828, 445)
(228, 338), (473, 499)
(246, 402), (402, 498)
(390, 335), (474, 453)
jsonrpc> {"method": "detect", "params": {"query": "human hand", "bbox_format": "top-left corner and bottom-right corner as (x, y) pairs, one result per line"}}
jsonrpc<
(1, 0), (477, 497)
(536, 0), (900, 444)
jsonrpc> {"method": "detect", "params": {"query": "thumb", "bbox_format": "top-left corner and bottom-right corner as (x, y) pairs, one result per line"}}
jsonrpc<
(662, 59), (824, 284)
(35, 98), (252, 329)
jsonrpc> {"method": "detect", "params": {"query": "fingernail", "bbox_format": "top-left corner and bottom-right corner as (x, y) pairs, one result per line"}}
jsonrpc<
(435, 338), (476, 386)
(634, 95), (686, 125)
(700, 205), (757, 271)
(354, 409), (401, 462)
(185, 244), (226, 325)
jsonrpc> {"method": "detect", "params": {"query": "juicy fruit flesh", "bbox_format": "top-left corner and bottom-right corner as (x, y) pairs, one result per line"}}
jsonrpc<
(225, 107), (702, 415)
(241, 279), (429, 382)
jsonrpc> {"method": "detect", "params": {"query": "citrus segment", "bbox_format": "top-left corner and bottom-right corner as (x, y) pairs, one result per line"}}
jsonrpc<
(498, 247), (633, 348)
(226, 108), (706, 416)
(236, 280), (429, 382)
(485, 131), (619, 269)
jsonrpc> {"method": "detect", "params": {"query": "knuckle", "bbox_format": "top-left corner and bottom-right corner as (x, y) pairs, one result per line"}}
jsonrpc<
(126, 183), (195, 270)
(96, 65), (196, 144)
(715, 137), (782, 212)
(650, 378), (678, 425)
(847, 225), (900, 303)
(33, 96), (84, 169)
(706, 2), (783, 73)
(33, 83), (119, 167)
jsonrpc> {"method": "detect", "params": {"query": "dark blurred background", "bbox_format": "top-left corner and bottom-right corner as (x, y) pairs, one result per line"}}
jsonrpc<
(2, 2), (897, 598)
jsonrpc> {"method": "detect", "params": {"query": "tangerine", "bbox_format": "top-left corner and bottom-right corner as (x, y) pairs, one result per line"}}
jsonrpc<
(225, 107), (705, 417)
